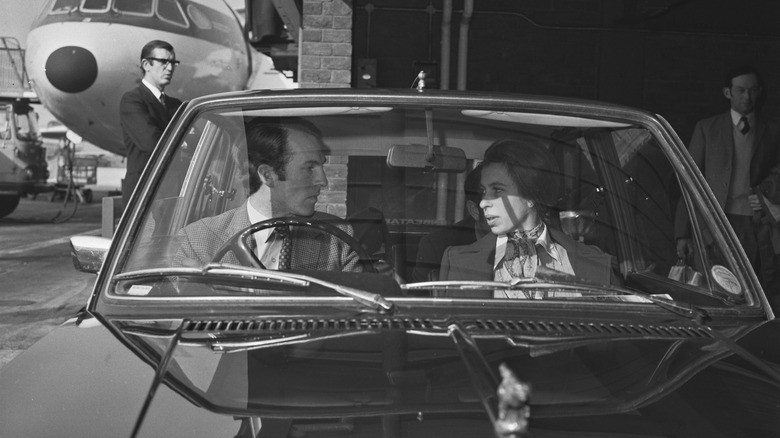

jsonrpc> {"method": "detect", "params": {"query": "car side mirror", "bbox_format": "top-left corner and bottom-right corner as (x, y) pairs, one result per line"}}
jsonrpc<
(386, 144), (467, 173)
(70, 235), (111, 274)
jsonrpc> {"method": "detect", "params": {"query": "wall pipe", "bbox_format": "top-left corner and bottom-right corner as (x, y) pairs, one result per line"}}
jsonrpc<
(456, 0), (473, 92)
(435, 0), (453, 223)
(451, 0), (472, 222)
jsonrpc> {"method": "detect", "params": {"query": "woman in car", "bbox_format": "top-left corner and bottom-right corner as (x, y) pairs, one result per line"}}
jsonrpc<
(439, 138), (615, 297)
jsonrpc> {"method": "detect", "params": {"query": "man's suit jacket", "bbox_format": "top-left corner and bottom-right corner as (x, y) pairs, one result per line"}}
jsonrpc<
(675, 111), (780, 250)
(119, 83), (182, 204)
(173, 203), (360, 272)
(439, 227), (615, 296)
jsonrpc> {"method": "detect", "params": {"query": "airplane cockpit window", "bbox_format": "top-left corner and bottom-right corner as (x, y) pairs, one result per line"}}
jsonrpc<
(49, 0), (79, 14)
(114, 0), (152, 16)
(157, 0), (188, 28)
(80, 0), (110, 13)
(187, 4), (213, 30)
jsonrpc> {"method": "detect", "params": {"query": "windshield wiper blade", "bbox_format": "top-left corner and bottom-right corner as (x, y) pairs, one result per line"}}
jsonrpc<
(114, 265), (310, 286)
(116, 264), (395, 314)
(404, 275), (709, 324)
(404, 267), (596, 291)
(195, 330), (376, 353)
(204, 264), (394, 313)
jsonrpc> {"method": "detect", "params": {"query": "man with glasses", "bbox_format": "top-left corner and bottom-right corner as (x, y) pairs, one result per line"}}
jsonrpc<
(119, 40), (182, 206)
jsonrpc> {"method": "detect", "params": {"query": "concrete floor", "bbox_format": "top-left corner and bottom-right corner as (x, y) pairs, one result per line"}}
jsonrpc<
(0, 193), (106, 370)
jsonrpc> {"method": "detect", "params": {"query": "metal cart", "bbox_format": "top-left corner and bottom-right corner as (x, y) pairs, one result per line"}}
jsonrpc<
(50, 145), (97, 204)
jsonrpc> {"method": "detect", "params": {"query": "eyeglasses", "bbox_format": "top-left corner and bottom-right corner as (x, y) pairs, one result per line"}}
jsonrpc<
(146, 57), (180, 67)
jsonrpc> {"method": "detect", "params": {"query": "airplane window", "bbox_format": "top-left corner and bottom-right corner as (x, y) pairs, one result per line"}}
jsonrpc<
(114, 0), (152, 16)
(187, 5), (212, 30)
(80, 0), (110, 13)
(157, 0), (188, 28)
(50, 0), (79, 14)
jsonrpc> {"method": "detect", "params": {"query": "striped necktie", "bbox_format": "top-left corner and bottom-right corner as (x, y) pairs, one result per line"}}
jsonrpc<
(738, 116), (750, 134)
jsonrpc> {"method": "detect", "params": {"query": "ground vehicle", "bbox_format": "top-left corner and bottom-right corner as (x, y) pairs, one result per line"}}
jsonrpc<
(0, 100), (49, 218)
(1, 89), (778, 437)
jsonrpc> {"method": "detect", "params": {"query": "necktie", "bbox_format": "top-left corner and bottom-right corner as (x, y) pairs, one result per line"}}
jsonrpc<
(276, 226), (292, 270)
(739, 116), (750, 134)
(159, 92), (166, 107)
(503, 223), (544, 279)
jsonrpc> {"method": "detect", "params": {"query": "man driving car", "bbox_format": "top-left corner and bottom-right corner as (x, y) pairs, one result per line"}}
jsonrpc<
(173, 117), (361, 271)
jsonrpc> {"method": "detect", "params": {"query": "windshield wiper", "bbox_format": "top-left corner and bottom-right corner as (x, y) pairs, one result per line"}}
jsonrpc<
(193, 330), (377, 353)
(404, 272), (709, 324)
(115, 264), (395, 314)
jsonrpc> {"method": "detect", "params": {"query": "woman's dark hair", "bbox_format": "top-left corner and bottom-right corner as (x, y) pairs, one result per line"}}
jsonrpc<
(482, 137), (561, 222)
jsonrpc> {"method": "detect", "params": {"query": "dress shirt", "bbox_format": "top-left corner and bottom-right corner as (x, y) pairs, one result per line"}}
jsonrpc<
(730, 109), (754, 134)
(141, 79), (164, 102)
(246, 202), (284, 269)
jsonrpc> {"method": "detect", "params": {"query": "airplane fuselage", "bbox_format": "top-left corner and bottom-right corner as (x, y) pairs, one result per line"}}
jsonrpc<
(26, 0), (254, 156)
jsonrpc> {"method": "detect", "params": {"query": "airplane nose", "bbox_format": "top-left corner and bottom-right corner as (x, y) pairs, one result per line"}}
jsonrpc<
(45, 46), (98, 93)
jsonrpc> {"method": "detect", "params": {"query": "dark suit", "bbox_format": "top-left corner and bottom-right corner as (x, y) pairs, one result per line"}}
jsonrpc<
(675, 111), (780, 289)
(173, 202), (360, 272)
(439, 228), (614, 297)
(119, 83), (182, 205)
(412, 217), (479, 282)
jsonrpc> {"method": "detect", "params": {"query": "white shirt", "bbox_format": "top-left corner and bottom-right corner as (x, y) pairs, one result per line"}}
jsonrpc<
(141, 79), (163, 101)
(246, 202), (285, 269)
(729, 109), (754, 131)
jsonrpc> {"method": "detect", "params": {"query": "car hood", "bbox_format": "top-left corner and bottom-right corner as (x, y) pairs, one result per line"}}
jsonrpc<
(2, 312), (780, 437)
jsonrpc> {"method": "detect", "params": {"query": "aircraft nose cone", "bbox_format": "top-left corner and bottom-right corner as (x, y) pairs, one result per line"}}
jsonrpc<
(45, 46), (98, 93)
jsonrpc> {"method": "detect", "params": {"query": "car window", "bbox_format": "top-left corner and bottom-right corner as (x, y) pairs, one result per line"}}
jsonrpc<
(115, 103), (751, 309)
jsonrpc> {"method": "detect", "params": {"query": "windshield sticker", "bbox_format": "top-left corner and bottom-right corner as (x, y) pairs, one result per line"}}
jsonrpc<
(711, 265), (742, 297)
(127, 285), (153, 296)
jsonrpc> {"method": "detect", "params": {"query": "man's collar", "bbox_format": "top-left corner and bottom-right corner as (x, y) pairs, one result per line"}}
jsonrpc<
(141, 79), (163, 100)
(730, 109), (754, 125)
(246, 200), (274, 243)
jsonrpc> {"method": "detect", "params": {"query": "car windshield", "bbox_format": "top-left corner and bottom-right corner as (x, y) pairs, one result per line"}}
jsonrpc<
(109, 93), (755, 311)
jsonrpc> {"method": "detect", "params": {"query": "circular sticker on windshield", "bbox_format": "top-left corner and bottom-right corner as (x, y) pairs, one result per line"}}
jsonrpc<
(711, 265), (742, 297)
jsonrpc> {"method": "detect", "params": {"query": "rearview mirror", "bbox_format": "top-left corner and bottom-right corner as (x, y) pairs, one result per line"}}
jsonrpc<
(386, 144), (467, 173)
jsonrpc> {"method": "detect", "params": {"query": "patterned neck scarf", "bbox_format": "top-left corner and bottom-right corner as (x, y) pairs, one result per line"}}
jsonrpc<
(501, 222), (544, 279)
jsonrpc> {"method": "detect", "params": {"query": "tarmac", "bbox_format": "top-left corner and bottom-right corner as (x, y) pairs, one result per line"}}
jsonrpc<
(0, 192), (108, 370)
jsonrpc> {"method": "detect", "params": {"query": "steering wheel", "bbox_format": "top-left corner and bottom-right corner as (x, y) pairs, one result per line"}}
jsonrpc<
(211, 217), (376, 273)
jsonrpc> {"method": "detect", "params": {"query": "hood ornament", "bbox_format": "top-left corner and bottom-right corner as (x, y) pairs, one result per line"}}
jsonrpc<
(495, 363), (531, 437)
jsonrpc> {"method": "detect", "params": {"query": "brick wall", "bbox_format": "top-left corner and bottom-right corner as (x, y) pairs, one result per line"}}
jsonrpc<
(317, 156), (349, 217)
(299, 0), (353, 215)
(299, 0), (353, 88)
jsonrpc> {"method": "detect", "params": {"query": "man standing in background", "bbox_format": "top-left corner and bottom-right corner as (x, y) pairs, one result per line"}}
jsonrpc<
(119, 40), (182, 206)
(676, 65), (780, 304)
